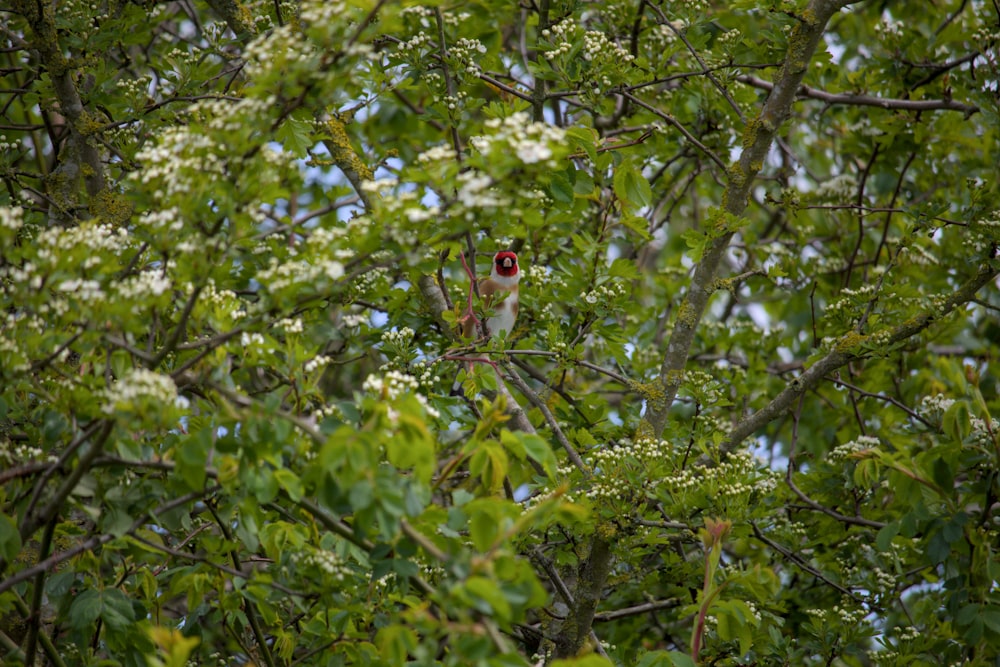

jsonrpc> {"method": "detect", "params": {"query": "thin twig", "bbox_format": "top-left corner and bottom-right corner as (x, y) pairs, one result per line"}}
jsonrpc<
(593, 598), (681, 622)
(750, 522), (867, 604)
(502, 362), (588, 473)
(620, 91), (728, 172)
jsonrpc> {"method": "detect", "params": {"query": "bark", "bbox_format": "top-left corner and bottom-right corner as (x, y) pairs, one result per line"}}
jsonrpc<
(13, 0), (107, 221)
(553, 534), (613, 658)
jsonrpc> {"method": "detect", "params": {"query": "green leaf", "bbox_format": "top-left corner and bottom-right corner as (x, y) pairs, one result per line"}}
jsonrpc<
(682, 228), (708, 262)
(942, 400), (971, 443)
(469, 439), (508, 492)
(565, 126), (599, 162)
(348, 480), (374, 510)
(100, 588), (136, 632)
(68, 589), (103, 629)
(520, 432), (558, 480)
(982, 609), (1000, 634)
(275, 115), (316, 158)
(465, 575), (513, 622)
(549, 168), (576, 204)
(375, 625), (418, 664)
(613, 160), (652, 208)
(468, 503), (500, 551)
(875, 521), (899, 552)
(273, 468), (304, 502)
(176, 428), (210, 491)
(0, 512), (22, 562)
(635, 651), (697, 667)
(930, 455), (954, 492)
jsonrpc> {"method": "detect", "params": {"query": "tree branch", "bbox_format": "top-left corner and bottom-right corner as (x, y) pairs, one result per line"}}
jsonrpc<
(593, 597), (681, 622)
(0, 487), (218, 597)
(641, 0), (866, 438)
(737, 74), (979, 115)
(21, 420), (114, 541)
(553, 534), (613, 658)
(12, 0), (107, 216)
(722, 260), (999, 452)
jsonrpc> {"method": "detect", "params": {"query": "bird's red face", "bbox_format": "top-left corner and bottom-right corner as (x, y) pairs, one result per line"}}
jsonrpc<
(493, 251), (519, 278)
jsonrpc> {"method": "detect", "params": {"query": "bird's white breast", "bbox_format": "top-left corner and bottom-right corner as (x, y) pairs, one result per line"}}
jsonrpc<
(487, 292), (518, 337)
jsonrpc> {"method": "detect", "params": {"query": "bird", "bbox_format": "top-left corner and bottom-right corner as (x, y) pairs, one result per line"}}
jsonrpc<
(452, 251), (520, 397)
(462, 251), (520, 340)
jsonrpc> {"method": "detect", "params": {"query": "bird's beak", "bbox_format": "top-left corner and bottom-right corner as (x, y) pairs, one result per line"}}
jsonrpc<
(502, 258), (513, 268)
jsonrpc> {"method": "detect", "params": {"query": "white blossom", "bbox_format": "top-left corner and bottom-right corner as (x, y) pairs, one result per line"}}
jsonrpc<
(104, 369), (178, 414)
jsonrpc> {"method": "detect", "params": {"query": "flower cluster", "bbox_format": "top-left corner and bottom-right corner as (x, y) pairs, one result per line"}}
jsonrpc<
(341, 310), (370, 328)
(648, 21), (683, 52)
(406, 359), (443, 392)
(115, 73), (153, 106)
(257, 257), (344, 294)
(898, 242), (940, 267)
(806, 602), (867, 625)
(970, 416), (999, 447)
(0, 206), (23, 232)
(382, 327), (414, 346)
(716, 27), (742, 52)
(814, 173), (858, 201)
(418, 145), (458, 163)
(0, 329), (30, 374)
(469, 112), (566, 167)
(455, 170), (507, 209)
(104, 368), (179, 416)
(540, 17), (578, 58)
(135, 95), (292, 207)
(244, 20), (321, 81)
(277, 317), (304, 334)
(0, 439), (57, 465)
(829, 434), (880, 461)
(346, 264), (388, 301)
(582, 30), (634, 65)
(363, 370), (419, 400)
(304, 355), (331, 374)
(680, 370), (727, 405)
(521, 485), (578, 512)
(580, 280), (628, 308)
(450, 37), (487, 76)
(134, 126), (226, 199)
(973, 23), (1000, 44)
(875, 18), (904, 40)
(379, 327), (416, 369)
(397, 30), (433, 53)
(239, 332), (271, 353)
(836, 535), (897, 597)
(117, 268), (173, 303)
(825, 283), (876, 317)
(583, 437), (671, 503)
(290, 546), (352, 583)
(0, 135), (18, 156)
(197, 280), (240, 319)
(665, 450), (779, 505)
(138, 207), (184, 232)
(363, 370), (441, 420)
(56, 278), (106, 304)
(35, 221), (132, 263)
(969, 209), (1000, 254)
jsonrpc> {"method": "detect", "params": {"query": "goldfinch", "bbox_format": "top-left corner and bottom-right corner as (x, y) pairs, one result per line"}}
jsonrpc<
(462, 251), (520, 339)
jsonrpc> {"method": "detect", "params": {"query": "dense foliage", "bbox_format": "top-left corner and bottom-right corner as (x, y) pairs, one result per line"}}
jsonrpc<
(2, 0), (999, 665)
